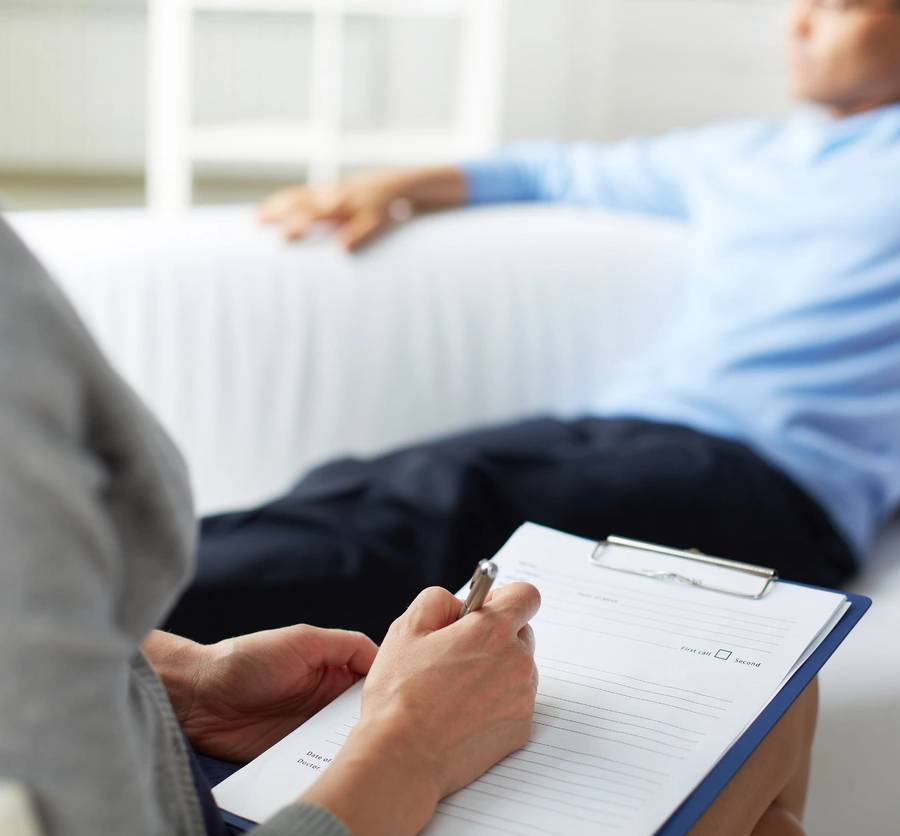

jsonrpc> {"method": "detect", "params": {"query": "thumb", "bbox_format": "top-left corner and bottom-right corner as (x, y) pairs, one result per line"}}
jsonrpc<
(400, 586), (462, 635)
(282, 626), (378, 676)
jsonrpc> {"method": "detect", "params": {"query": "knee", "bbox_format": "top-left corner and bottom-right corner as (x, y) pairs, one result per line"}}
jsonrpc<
(751, 803), (806, 836)
(770, 677), (818, 782)
(794, 677), (819, 746)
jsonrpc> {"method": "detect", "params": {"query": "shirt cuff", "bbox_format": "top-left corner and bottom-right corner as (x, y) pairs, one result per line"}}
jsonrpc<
(253, 802), (350, 836)
(459, 156), (535, 205)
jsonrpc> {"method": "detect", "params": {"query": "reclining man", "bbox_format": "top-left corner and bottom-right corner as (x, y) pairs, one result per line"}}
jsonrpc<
(167, 0), (900, 643)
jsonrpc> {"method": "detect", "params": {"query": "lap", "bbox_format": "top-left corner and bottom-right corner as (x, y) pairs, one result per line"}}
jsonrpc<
(166, 417), (855, 642)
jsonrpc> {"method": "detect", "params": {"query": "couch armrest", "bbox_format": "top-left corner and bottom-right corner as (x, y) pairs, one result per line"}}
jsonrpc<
(10, 205), (688, 514)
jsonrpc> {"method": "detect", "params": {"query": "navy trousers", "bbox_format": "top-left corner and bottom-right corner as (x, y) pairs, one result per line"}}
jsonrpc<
(165, 418), (857, 643)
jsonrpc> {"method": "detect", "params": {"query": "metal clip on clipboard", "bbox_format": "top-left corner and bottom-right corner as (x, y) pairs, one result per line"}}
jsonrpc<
(590, 535), (778, 599)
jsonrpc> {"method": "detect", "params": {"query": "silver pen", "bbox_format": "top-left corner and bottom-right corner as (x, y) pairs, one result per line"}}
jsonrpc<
(457, 559), (499, 620)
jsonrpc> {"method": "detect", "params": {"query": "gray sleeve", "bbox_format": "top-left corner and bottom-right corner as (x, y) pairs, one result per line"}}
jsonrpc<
(252, 803), (350, 836)
(0, 220), (191, 835)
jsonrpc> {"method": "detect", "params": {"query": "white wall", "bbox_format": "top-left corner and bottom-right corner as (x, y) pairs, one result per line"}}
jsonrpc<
(0, 0), (792, 176)
(598, 0), (791, 137)
(0, 0), (146, 172)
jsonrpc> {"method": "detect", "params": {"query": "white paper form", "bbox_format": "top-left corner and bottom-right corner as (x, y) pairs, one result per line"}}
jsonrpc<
(214, 524), (848, 835)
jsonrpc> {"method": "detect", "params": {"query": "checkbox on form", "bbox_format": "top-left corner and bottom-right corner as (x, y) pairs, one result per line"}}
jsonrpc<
(715, 649), (733, 660)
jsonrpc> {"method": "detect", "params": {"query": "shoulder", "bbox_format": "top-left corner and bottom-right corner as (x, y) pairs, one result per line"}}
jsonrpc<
(654, 119), (781, 159)
(0, 213), (195, 637)
(0, 215), (97, 438)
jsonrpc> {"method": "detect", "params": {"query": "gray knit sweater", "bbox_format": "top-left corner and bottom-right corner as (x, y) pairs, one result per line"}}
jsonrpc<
(0, 217), (348, 836)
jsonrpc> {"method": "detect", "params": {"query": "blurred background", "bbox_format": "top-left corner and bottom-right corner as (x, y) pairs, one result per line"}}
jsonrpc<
(0, 0), (790, 212)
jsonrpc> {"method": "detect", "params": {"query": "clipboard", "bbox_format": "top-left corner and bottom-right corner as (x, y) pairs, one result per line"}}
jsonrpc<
(589, 536), (872, 836)
(658, 583), (870, 834)
(585, 536), (872, 834)
(590, 535), (779, 599)
(210, 535), (872, 835)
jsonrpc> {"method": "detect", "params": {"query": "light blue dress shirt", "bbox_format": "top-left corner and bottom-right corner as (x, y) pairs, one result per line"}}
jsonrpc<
(461, 103), (900, 558)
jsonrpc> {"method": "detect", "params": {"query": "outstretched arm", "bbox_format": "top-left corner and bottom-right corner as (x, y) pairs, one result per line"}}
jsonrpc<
(258, 130), (701, 250)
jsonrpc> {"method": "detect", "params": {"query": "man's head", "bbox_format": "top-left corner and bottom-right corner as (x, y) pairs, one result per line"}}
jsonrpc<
(787, 0), (900, 116)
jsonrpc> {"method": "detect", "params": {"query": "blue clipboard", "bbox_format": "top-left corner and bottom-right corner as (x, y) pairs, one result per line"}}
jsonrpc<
(221, 806), (257, 832)
(657, 584), (871, 834)
(209, 583), (872, 835)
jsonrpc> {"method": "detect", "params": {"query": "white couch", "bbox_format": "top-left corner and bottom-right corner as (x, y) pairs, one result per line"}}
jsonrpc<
(11, 206), (899, 834)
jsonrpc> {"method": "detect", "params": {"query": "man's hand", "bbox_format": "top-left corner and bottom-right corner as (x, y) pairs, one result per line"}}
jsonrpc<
(143, 627), (377, 762)
(257, 166), (467, 251)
